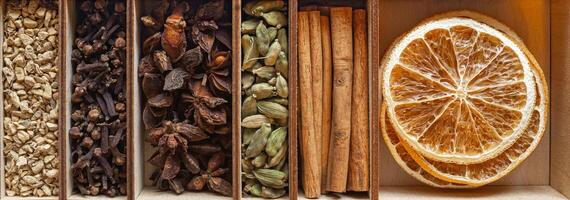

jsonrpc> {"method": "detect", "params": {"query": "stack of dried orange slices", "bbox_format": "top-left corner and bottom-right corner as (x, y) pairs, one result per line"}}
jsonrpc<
(380, 11), (548, 188)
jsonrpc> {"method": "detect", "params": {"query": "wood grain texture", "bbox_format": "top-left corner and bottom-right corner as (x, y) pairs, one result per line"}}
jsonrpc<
(232, 0), (241, 199)
(319, 15), (332, 194)
(327, 7), (353, 193)
(298, 11), (321, 198)
(308, 12), (323, 184)
(126, 0), (135, 199)
(288, 0), (300, 199)
(367, 0), (380, 199)
(550, 0), (570, 197)
(347, 9), (369, 192)
(378, 0), (550, 186)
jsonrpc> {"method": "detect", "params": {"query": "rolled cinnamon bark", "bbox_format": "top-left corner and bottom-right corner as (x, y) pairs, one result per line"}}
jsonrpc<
(327, 7), (353, 193)
(309, 11), (324, 181)
(320, 15), (333, 194)
(298, 11), (321, 198)
(347, 9), (370, 192)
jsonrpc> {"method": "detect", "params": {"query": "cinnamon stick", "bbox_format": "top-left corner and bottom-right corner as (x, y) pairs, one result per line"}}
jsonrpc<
(327, 7), (353, 193)
(347, 9), (370, 192)
(309, 11), (323, 182)
(320, 15), (333, 194)
(298, 11), (321, 198)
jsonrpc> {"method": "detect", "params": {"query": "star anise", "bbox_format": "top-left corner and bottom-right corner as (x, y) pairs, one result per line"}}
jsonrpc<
(182, 79), (229, 134)
(147, 121), (209, 193)
(185, 152), (232, 196)
(140, 0), (232, 196)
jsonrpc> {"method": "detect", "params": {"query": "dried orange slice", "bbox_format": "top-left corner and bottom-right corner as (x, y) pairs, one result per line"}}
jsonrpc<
(382, 12), (538, 164)
(381, 104), (469, 188)
(384, 64), (546, 186)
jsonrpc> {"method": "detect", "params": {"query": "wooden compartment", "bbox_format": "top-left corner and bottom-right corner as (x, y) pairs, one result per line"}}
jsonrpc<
(61, 0), (129, 199)
(375, 0), (570, 199)
(0, 1), (63, 200)
(131, 0), (236, 199)
(291, 0), (381, 199)
(235, 0), (299, 199)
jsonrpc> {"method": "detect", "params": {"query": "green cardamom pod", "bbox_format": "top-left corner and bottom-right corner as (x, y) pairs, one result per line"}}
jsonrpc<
(251, 83), (276, 100)
(248, 183), (262, 197)
(252, 153), (268, 168)
(243, 0), (259, 16)
(252, 1), (285, 16)
(242, 71), (255, 90)
(242, 128), (256, 146)
(265, 127), (287, 157)
(241, 19), (260, 34)
(242, 114), (272, 128)
(275, 73), (288, 98)
(257, 101), (288, 119)
(245, 123), (272, 158)
(242, 35), (259, 70)
(242, 158), (254, 173)
(275, 51), (288, 78)
(254, 168), (288, 180)
(267, 97), (288, 106)
(268, 27), (278, 41)
(268, 140), (287, 167)
(268, 77), (277, 85)
(264, 40), (281, 66)
(261, 186), (286, 199)
(245, 87), (254, 96)
(253, 169), (288, 188)
(278, 28), (288, 54)
(252, 66), (276, 79)
(261, 11), (287, 28)
(251, 62), (263, 71)
(256, 22), (270, 56)
(243, 172), (256, 180)
(242, 95), (258, 118)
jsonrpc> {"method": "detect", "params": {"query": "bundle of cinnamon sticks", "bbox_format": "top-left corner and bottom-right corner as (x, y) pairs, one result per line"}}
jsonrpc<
(298, 7), (369, 198)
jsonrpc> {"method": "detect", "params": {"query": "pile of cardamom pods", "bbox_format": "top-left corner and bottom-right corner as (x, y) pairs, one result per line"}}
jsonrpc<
(240, 0), (289, 199)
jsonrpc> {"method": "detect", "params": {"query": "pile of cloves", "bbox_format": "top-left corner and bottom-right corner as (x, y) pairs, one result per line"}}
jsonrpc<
(139, 0), (233, 196)
(241, 0), (289, 198)
(69, 0), (127, 196)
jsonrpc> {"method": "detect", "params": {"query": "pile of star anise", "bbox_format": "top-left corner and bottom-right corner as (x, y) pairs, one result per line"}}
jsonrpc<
(139, 0), (232, 196)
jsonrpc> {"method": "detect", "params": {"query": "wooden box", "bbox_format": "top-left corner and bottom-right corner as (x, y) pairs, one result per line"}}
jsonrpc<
(0, 1), (63, 200)
(287, 0), (380, 199)
(61, 0), (129, 199)
(374, 0), (570, 200)
(1, 0), (569, 200)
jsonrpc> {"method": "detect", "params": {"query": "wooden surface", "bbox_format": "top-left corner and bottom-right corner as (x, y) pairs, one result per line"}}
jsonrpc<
(231, 0), (241, 199)
(288, 0), (300, 199)
(379, 186), (567, 200)
(62, 0), (74, 199)
(378, 0), (551, 186)
(550, 0), (570, 198)
(367, 0), (380, 199)
(126, 0), (135, 199)
(132, 1), (143, 199)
